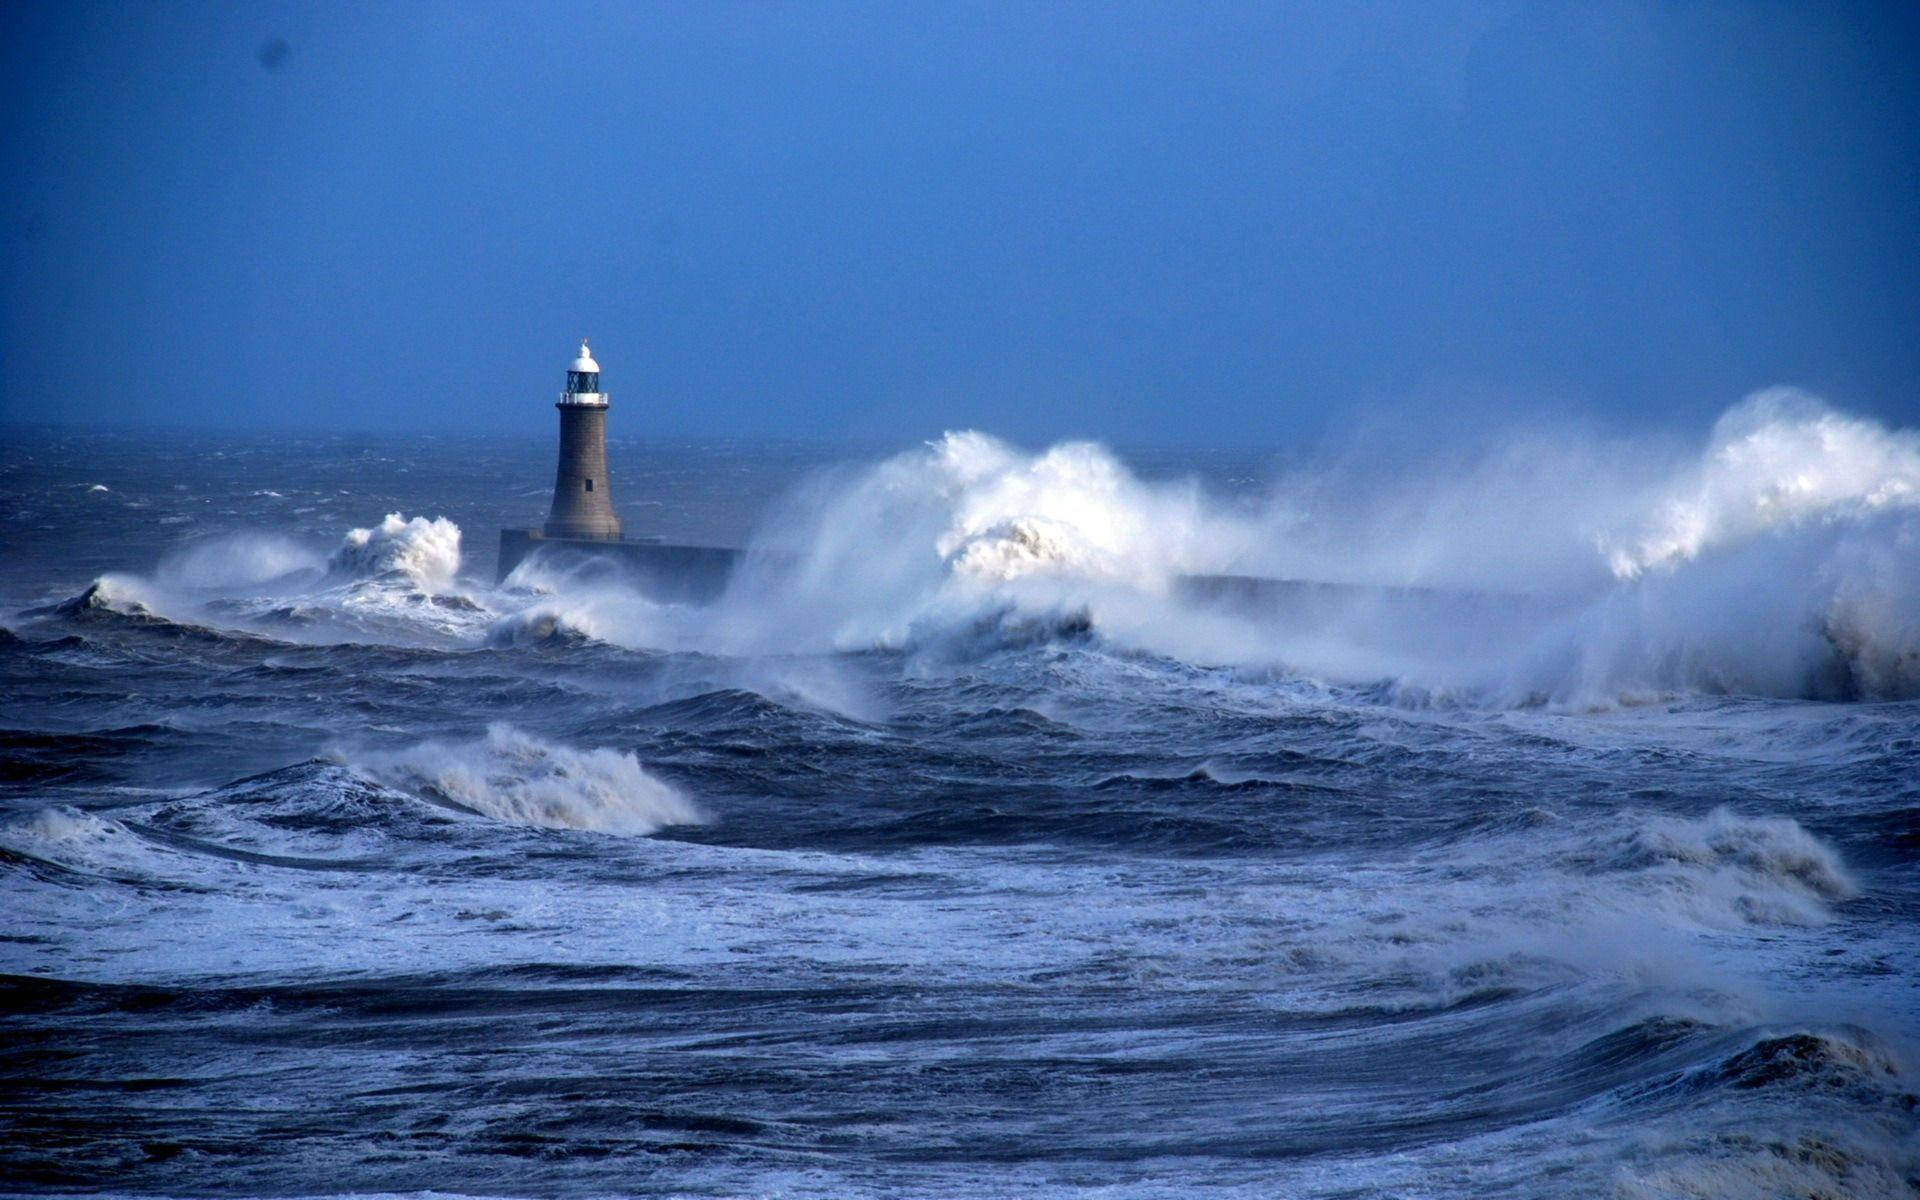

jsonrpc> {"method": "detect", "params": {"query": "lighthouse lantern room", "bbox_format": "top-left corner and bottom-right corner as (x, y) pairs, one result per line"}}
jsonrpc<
(564, 341), (603, 402)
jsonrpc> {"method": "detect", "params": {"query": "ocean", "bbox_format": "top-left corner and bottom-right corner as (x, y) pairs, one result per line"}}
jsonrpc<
(2, 396), (1917, 1198)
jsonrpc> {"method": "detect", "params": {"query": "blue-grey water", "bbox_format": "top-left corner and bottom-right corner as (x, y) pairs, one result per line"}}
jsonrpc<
(2, 418), (1916, 1198)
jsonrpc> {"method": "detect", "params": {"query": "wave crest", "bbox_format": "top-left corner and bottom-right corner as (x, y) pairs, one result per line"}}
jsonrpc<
(340, 724), (702, 834)
(1602, 808), (1856, 926)
(1606, 389), (1920, 579)
(46, 575), (163, 621)
(329, 513), (462, 591)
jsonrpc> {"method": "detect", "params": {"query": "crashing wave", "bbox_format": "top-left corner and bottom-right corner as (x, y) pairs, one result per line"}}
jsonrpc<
(27, 577), (236, 641)
(923, 432), (1224, 586)
(1470, 391), (1920, 702)
(1512, 507), (1920, 704)
(1617, 1025), (1917, 1200)
(502, 394), (1919, 701)
(0, 804), (183, 885)
(4, 804), (127, 847)
(1605, 389), (1920, 579)
(487, 605), (600, 647)
(1713, 1029), (1904, 1094)
(38, 575), (164, 622)
(903, 601), (1095, 659)
(20, 519), (488, 647)
(484, 584), (685, 651)
(940, 515), (1118, 583)
(31, 392), (1913, 702)
(1608, 808), (1855, 899)
(339, 723), (701, 834)
(1594, 807), (1856, 927)
(713, 430), (1234, 653)
(329, 513), (462, 591)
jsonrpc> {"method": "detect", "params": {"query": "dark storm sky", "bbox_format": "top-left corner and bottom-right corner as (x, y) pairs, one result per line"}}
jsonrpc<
(2, 1), (1915, 446)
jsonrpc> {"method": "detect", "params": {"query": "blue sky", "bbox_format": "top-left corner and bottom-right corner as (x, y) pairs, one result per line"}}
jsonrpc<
(2, 1), (1915, 447)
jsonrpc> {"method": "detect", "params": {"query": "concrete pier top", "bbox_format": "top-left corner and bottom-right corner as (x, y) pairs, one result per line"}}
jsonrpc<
(498, 529), (740, 603)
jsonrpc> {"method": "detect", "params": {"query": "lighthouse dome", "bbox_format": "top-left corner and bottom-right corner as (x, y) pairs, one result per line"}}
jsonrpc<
(569, 340), (600, 374)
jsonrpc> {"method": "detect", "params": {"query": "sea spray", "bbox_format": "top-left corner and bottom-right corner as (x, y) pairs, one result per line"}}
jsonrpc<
(24, 514), (488, 646)
(20, 394), (1915, 703)
(711, 430), (1246, 653)
(330, 513), (463, 590)
(685, 391), (1920, 701)
(491, 552), (691, 649)
(1605, 388), (1920, 578)
(1506, 510), (1920, 703)
(156, 532), (324, 590)
(340, 723), (702, 834)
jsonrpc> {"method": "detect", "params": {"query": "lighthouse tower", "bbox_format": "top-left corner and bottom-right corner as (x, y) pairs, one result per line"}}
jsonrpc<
(543, 339), (622, 540)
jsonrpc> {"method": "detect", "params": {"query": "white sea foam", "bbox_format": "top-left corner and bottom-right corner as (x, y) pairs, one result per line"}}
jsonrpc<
(1616, 1117), (1919, 1200)
(669, 390), (1920, 702)
(330, 513), (462, 591)
(1595, 807), (1858, 928)
(341, 723), (702, 834)
(4, 805), (126, 847)
(60, 573), (164, 619)
(491, 554), (686, 649)
(1604, 388), (1920, 577)
(1281, 805), (1865, 1016)
(0, 805), (184, 882)
(707, 430), (1238, 653)
(44, 392), (1913, 704)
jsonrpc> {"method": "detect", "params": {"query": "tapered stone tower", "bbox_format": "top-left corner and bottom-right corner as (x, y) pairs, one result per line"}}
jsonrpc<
(543, 339), (622, 540)
(498, 338), (737, 593)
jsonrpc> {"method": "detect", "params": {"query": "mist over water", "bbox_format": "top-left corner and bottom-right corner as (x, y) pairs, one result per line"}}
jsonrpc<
(496, 389), (1919, 704)
(2, 394), (1916, 1197)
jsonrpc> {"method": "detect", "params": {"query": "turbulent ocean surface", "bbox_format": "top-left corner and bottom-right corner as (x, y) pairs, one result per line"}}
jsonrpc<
(3, 393), (1918, 1198)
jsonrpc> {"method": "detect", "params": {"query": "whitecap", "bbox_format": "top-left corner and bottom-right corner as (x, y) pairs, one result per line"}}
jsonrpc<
(338, 723), (702, 835)
(329, 513), (462, 591)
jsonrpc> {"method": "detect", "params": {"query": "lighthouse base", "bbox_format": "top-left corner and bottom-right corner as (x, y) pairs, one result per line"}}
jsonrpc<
(496, 529), (742, 603)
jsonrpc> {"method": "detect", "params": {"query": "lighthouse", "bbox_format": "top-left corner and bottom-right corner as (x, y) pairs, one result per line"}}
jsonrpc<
(543, 339), (622, 540)
(498, 340), (739, 595)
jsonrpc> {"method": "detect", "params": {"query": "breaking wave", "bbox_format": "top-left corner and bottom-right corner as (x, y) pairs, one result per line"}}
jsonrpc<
(329, 513), (462, 591)
(1615, 1019), (1920, 1200)
(2, 805), (134, 855)
(1606, 809), (1855, 903)
(488, 554), (687, 649)
(22, 514), (490, 646)
(39, 574), (166, 623)
(338, 723), (703, 834)
(698, 390), (1920, 702)
(15, 392), (1916, 704)
(1588, 808), (1858, 930)
(1605, 388), (1920, 578)
(0, 804), (197, 888)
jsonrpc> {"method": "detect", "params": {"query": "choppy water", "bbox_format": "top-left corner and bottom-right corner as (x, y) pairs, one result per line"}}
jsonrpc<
(2, 407), (1918, 1198)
